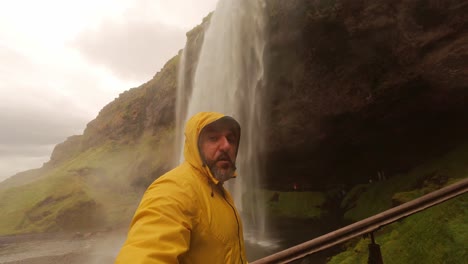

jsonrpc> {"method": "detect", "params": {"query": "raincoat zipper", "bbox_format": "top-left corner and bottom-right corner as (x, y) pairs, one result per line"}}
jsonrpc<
(223, 192), (244, 264)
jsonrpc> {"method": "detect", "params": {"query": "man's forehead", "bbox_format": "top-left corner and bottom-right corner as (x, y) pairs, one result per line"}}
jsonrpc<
(201, 118), (240, 136)
(203, 122), (238, 134)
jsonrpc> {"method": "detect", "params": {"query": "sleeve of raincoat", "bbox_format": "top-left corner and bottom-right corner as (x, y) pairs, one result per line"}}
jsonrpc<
(115, 177), (197, 264)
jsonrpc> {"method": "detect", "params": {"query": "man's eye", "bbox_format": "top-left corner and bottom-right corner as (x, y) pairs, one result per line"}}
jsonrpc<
(209, 136), (218, 141)
(227, 136), (236, 143)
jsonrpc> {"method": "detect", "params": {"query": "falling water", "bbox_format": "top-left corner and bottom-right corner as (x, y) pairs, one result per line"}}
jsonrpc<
(174, 47), (188, 167)
(176, 0), (271, 250)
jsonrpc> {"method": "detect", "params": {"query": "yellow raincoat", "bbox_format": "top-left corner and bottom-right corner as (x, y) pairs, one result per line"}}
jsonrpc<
(115, 112), (247, 263)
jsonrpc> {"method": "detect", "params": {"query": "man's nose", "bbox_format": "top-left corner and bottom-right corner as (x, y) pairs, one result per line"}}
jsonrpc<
(219, 136), (231, 150)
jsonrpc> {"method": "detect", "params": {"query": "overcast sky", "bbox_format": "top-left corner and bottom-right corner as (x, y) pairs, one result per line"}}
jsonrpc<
(0, 0), (218, 181)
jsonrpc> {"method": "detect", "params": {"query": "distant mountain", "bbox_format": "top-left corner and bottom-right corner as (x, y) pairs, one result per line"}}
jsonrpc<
(0, 0), (466, 248)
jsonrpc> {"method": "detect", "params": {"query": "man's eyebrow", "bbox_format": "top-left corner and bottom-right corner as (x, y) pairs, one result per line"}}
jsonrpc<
(202, 123), (238, 135)
(202, 127), (217, 134)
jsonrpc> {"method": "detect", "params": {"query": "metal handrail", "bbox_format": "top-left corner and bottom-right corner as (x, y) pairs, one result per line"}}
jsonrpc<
(251, 178), (468, 264)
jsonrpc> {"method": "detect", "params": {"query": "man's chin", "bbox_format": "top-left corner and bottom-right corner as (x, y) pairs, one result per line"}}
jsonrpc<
(211, 167), (235, 183)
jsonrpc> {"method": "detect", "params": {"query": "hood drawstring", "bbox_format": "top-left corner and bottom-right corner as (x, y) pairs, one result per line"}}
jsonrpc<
(208, 179), (214, 197)
(203, 163), (215, 197)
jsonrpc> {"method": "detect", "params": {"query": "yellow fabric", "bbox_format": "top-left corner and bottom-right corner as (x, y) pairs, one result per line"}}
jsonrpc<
(115, 112), (247, 264)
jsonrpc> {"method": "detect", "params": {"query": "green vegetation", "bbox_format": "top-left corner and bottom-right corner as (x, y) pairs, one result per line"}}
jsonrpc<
(261, 190), (326, 218)
(328, 142), (468, 263)
(342, 141), (468, 222)
(0, 128), (174, 235)
(328, 195), (467, 264)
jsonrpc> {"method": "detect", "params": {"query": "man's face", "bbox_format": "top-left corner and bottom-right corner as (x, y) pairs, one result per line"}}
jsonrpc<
(199, 121), (239, 183)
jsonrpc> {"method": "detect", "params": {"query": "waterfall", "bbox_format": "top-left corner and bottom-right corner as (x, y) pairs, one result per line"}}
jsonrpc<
(175, 47), (188, 167)
(176, 0), (269, 244)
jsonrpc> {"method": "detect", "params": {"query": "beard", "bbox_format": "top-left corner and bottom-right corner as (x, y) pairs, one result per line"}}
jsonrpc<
(206, 153), (236, 183)
(209, 163), (236, 183)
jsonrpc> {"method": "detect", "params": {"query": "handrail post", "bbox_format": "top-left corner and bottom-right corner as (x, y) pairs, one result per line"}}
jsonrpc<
(368, 232), (383, 264)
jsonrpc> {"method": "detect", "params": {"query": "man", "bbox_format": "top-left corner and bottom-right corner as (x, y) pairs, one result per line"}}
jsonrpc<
(115, 112), (247, 263)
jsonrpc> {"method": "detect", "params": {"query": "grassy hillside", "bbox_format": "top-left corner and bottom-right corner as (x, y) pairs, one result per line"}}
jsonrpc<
(0, 43), (180, 235)
(0, 129), (174, 235)
(327, 142), (468, 263)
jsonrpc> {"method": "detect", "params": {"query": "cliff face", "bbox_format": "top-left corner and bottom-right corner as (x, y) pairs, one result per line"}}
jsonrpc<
(64, 14), (211, 164)
(263, 0), (468, 188)
(81, 63), (176, 151)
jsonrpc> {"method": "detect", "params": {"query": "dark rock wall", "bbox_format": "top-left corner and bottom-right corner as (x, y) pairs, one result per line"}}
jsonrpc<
(263, 0), (468, 188)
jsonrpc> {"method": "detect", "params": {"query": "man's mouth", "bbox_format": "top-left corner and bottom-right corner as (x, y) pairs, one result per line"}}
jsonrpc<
(217, 158), (231, 165)
(217, 154), (231, 162)
(216, 155), (232, 168)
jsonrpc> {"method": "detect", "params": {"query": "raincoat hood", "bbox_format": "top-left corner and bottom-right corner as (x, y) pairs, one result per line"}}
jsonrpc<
(183, 111), (241, 185)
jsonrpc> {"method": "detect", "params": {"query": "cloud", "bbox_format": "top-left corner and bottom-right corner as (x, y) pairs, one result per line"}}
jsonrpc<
(146, 0), (218, 29)
(0, 144), (55, 158)
(0, 154), (51, 182)
(0, 44), (125, 181)
(0, 47), (95, 146)
(73, 18), (186, 82)
(0, 106), (86, 146)
(73, 0), (219, 83)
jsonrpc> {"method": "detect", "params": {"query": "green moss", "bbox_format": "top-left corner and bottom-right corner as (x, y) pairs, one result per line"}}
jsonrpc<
(329, 142), (468, 263)
(391, 189), (424, 204)
(0, 129), (175, 235)
(328, 195), (467, 264)
(343, 141), (468, 221)
(327, 238), (369, 264)
(341, 184), (368, 210)
(260, 190), (326, 218)
(17, 190), (99, 233)
(0, 170), (90, 234)
(342, 176), (416, 221)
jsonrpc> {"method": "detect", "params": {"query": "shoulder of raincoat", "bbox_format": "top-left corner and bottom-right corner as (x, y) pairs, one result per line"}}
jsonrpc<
(115, 112), (247, 264)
